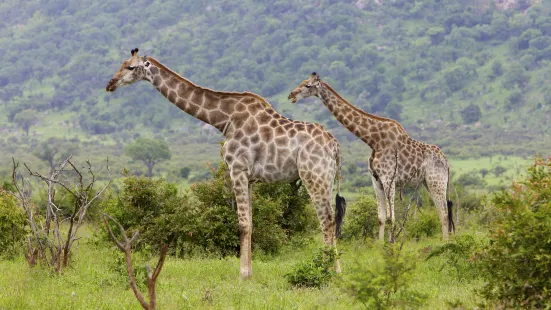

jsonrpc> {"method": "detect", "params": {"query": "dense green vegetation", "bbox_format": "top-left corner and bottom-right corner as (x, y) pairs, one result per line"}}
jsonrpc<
(1, 0), (550, 184)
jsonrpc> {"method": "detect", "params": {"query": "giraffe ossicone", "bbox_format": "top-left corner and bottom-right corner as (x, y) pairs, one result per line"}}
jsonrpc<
(106, 49), (347, 279)
(289, 73), (454, 242)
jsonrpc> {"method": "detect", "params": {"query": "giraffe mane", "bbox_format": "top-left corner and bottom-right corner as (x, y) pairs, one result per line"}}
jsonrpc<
(146, 57), (274, 108)
(321, 82), (405, 131)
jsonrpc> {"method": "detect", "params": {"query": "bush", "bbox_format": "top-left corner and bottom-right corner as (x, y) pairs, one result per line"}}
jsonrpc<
(101, 176), (193, 254)
(342, 244), (427, 309)
(340, 193), (378, 240)
(0, 192), (26, 257)
(426, 233), (484, 281)
(285, 246), (337, 288)
(478, 157), (551, 308)
(191, 163), (317, 256)
(406, 208), (440, 241)
(103, 162), (318, 257)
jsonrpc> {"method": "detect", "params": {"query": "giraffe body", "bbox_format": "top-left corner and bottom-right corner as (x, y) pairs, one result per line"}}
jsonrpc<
(289, 73), (453, 242)
(106, 50), (345, 279)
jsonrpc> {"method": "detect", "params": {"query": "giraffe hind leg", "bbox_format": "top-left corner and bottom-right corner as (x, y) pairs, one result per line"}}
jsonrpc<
(300, 170), (341, 273)
(426, 178), (450, 240)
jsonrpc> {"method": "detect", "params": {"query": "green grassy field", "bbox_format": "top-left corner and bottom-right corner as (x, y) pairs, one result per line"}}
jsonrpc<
(0, 231), (484, 310)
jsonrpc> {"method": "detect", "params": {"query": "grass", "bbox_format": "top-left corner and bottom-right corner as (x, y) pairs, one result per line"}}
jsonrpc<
(0, 231), (484, 310)
(450, 155), (533, 187)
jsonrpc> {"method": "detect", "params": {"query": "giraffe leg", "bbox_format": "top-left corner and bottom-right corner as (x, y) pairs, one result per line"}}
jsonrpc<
(229, 169), (253, 279)
(372, 175), (387, 241)
(426, 179), (450, 241)
(384, 181), (396, 243)
(300, 172), (341, 273)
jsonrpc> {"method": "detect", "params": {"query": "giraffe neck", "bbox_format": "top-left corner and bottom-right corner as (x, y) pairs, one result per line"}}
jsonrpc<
(317, 82), (404, 149)
(144, 57), (260, 136)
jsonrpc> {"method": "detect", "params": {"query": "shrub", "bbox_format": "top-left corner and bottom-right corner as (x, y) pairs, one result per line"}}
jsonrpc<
(426, 233), (484, 281)
(460, 103), (481, 124)
(406, 208), (440, 241)
(342, 244), (427, 309)
(478, 157), (551, 308)
(0, 192), (26, 257)
(101, 176), (193, 254)
(103, 162), (318, 257)
(285, 246), (337, 288)
(340, 193), (378, 240)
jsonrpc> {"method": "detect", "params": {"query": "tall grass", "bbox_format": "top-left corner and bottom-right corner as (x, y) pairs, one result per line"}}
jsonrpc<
(0, 232), (483, 309)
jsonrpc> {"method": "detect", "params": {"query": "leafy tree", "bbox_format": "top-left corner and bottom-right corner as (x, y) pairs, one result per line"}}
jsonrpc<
(493, 165), (507, 177)
(479, 168), (489, 178)
(490, 60), (504, 79)
(456, 172), (486, 187)
(13, 109), (38, 136)
(460, 103), (481, 124)
(179, 167), (191, 179)
(125, 138), (171, 177)
(479, 157), (551, 308)
(33, 138), (75, 174)
(503, 63), (530, 89)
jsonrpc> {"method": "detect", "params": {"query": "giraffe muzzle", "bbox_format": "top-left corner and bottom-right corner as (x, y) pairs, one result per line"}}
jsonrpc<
(288, 92), (298, 103)
(106, 79), (118, 92)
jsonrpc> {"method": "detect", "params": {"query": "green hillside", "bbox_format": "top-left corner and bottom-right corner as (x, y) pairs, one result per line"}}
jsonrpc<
(1, 0), (550, 180)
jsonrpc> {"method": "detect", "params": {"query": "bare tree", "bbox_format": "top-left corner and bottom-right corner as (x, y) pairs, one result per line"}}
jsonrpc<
(9, 155), (112, 272)
(103, 214), (168, 310)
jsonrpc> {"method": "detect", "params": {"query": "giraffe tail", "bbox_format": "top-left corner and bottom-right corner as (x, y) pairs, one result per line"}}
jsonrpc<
(335, 193), (346, 239)
(446, 166), (455, 234)
(334, 141), (346, 239)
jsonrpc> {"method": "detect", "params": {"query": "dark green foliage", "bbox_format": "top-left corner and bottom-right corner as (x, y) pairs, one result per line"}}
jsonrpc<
(0, 193), (26, 257)
(493, 165), (507, 177)
(490, 60), (504, 78)
(33, 138), (76, 174)
(101, 176), (191, 254)
(340, 193), (378, 240)
(285, 246), (337, 288)
(460, 103), (481, 124)
(406, 209), (440, 241)
(190, 163), (317, 256)
(103, 162), (317, 257)
(478, 157), (551, 309)
(426, 233), (483, 281)
(456, 172), (487, 187)
(179, 167), (190, 179)
(13, 109), (38, 136)
(342, 244), (427, 309)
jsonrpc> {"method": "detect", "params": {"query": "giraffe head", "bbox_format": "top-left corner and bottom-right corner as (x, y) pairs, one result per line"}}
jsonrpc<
(287, 72), (321, 103)
(106, 48), (152, 92)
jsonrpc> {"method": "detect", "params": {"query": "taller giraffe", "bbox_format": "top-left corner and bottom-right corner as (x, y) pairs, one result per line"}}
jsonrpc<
(106, 50), (346, 279)
(288, 73), (453, 241)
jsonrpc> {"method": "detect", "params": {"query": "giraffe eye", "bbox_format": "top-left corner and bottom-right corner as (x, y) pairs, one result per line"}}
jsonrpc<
(305, 84), (312, 89)
(126, 66), (136, 70)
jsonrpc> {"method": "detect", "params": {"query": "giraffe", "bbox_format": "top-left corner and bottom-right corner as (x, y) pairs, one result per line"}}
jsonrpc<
(106, 49), (346, 279)
(288, 73), (454, 242)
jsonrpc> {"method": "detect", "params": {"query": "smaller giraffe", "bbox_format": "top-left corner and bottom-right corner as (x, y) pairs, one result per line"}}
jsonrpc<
(289, 73), (454, 241)
(106, 50), (346, 279)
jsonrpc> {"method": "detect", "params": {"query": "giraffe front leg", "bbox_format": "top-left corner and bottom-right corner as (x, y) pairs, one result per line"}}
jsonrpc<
(372, 176), (387, 241)
(229, 169), (253, 279)
(385, 181), (396, 243)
